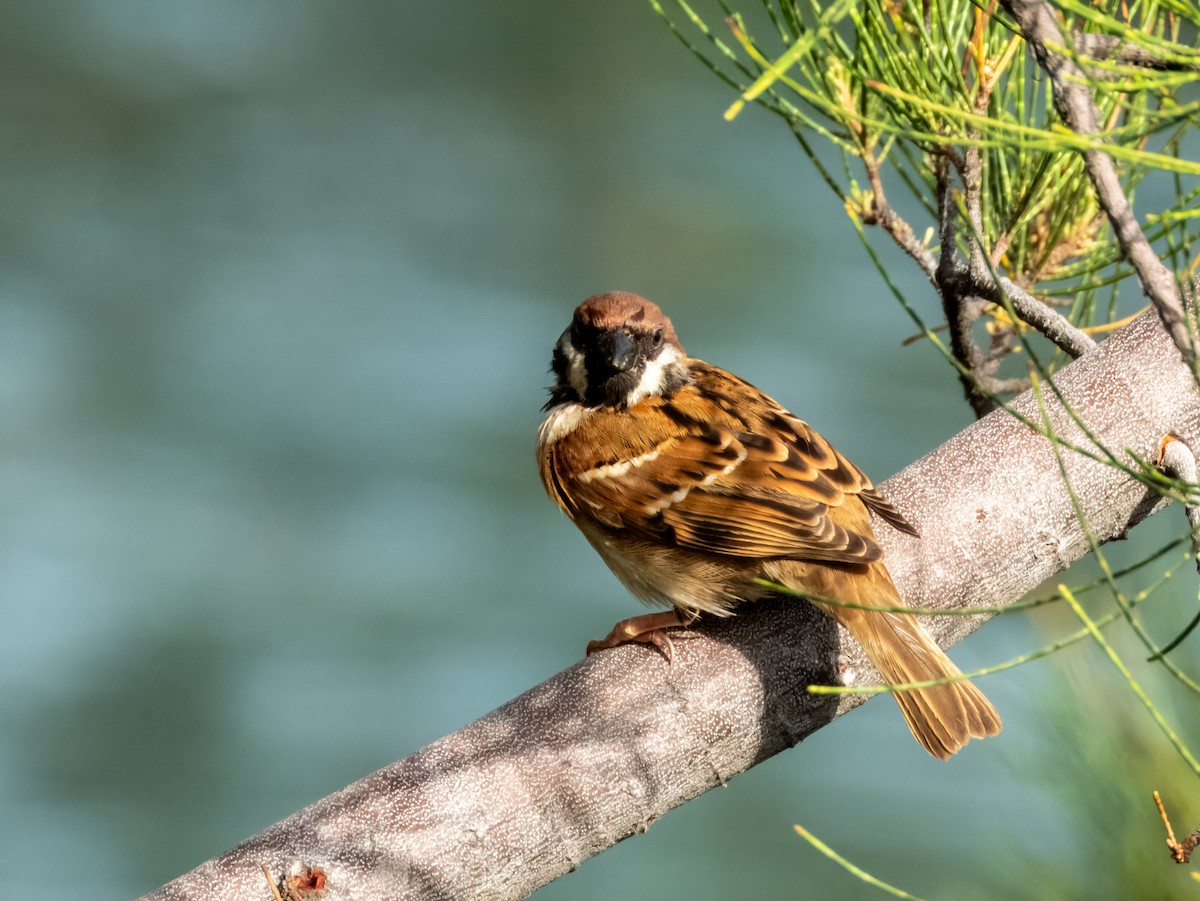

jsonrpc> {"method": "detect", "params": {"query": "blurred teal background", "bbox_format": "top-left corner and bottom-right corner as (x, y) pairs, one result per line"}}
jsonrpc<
(3, 2), (1198, 899)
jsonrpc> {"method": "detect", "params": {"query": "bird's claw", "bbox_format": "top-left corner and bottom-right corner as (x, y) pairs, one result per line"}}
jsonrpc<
(585, 611), (686, 664)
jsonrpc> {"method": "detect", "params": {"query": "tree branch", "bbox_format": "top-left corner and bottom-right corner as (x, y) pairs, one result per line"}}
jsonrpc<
(935, 157), (987, 415)
(1001, 0), (1194, 367)
(940, 262), (1097, 359)
(1071, 31), (1199, 75)
(141, 306), (1200, 901)
(859, 144), (938, 281)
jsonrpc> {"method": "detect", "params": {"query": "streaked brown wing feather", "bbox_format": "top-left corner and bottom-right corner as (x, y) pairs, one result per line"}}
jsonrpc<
(547, 360), (909, 564)
(657, 489), (882, 563)
(859, 486), (920, 537)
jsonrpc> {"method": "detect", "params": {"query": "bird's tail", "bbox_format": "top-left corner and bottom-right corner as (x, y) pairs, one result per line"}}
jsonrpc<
(812, 569), (1002, 759)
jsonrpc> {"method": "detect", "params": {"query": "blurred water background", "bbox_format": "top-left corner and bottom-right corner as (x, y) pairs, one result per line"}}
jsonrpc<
(3, 2), (1198, 899)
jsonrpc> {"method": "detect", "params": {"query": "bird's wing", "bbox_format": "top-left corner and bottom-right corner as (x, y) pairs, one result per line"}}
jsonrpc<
(552, 363), (915, 564)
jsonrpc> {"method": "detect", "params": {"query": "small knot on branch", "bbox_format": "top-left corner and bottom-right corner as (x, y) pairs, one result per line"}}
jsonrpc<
(1156, 434), (1200, 563)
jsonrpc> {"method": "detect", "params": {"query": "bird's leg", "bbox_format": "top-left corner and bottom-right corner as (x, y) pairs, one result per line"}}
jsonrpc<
(585, 610), (688, 664)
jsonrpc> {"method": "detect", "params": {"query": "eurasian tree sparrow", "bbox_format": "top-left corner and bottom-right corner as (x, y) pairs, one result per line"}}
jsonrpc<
(537, 291), (1001, 759)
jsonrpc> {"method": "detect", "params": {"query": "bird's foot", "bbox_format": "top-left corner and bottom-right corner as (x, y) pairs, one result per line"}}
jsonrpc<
(586, 610), (688, 665)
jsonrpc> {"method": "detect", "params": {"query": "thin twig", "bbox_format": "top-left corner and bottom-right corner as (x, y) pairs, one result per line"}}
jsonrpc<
(942, 263), (1097, 358)
(860, 148), (938, 280)
(935, 158), (995, 417)
(1001, 0), (1194, 367)
(793, 825), (931, 899)
(1154, 790), (1200, 864)
(1072, 32), (1199, 74)
(961, 5), (994, 285)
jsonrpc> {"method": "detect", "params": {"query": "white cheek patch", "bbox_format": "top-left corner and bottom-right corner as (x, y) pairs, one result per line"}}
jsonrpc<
(558, 337), (589, 400)
(625, 344), (683, 406)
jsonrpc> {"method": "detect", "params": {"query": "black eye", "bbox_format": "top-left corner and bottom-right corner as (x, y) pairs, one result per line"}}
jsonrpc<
(651, 328), (664, 347)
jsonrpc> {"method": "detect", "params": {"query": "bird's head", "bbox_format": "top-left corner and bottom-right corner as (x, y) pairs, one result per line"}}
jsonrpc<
(547, 292), (690, 410)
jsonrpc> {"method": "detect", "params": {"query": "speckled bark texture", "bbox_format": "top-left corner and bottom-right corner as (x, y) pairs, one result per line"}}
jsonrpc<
(142, 309), (1199, 901)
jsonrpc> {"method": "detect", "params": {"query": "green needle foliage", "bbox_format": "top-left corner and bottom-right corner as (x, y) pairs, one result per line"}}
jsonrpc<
(653, 0), (1200, 389)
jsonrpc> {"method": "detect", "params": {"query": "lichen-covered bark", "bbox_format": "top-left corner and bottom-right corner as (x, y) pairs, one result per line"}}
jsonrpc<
(142, 308), (1199, 901)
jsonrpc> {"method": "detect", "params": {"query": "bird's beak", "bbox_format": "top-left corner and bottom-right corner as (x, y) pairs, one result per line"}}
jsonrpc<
(599, 329), (637, 372)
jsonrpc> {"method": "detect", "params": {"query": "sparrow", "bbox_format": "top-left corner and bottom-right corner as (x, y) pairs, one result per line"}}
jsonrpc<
(536, 291), (1001, 759)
